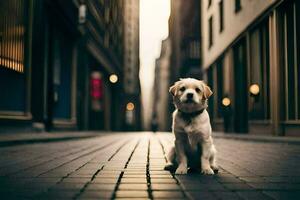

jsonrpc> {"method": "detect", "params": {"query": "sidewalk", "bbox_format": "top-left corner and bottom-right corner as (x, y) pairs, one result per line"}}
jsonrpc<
(0, 131), (106, 147)
(0, 132), (299, 199)
(213, 132), (300, 145)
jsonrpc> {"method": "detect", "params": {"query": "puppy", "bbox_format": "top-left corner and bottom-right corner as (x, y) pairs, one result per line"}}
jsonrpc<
(165, 78), (218, 175)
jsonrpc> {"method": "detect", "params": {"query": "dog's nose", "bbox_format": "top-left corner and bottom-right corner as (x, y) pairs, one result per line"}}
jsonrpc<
(187, 93), (193, 99)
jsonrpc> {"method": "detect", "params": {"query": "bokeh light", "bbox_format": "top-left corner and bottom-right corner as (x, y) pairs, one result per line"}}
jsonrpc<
(109, 74), (118, 83)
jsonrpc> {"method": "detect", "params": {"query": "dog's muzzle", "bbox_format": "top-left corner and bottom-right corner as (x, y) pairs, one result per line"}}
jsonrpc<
(183, 93), (197, 104)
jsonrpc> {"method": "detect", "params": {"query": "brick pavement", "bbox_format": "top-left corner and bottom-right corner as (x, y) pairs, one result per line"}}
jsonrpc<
(0, 132), (299, 200)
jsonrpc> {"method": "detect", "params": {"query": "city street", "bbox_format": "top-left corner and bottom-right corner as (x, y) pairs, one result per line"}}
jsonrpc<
(1, 0), (299, 199)
(0, 132), (299, 200)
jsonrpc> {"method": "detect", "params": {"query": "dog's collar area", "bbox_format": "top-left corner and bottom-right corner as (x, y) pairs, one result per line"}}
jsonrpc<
(178, 109), (205, 122)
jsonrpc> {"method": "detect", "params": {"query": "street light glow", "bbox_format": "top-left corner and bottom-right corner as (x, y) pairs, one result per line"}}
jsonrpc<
(222, 97), (231, 107)
(126, 102), (135, 111)
(249, 84), (260, 95)
(109, 74), (118, 83)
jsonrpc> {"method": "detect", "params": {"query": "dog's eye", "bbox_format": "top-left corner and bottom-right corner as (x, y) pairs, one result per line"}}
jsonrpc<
(180, 87), (186, 92)
(195, 88), (201, 93)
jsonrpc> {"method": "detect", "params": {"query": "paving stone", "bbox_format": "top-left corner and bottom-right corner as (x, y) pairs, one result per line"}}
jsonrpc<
(248, 182), (300, 190)
(123, 171), (146, 175)
(263, 176), (300, 183)
(124, 168), (146, 171)
(215, 175), (242, 183)
(222, 182), (254, 191)
(114, 198), (149, 200)
(96, 174), (120, 178)
(68, 173), (94, 178)
(31, 177), (61, 183)
(20, 182), (57, 190)
(236, 191), (274, 200)
(238, 176), (266, 183)
(263, 191), (300, 200)
(153, 199), (185, 200)
(120, 178), (147, 184)
(78, 191), (113, 199)
(151, 178), (177, 184)
(152, 191), (184, 198)
(212, 191), (243, 200)
(62, 177), (91, 183)
(85, 183), (116, 191)
(49, 182), (86, 190)
(122, 174), (147, 178)
(151, 183), (181, 191)
(92, 177), (119, 184)
(115, 191), (148, 198)
(150, 174), (173, 178)
(186, 191), (216, 200)
(177, 176), (219, 184)
(181, 182), (226, 191)
(118, 183), (148, 190)
(99, 171), (121, 175)
(3, 189), (43, 199)
(34, 191), (78, 200)
(150, 171), (171, 175)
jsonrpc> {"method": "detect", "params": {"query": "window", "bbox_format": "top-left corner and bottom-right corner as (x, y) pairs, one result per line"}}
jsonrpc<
(235, 0), (241, 13)
(0, 0), (26, 73)
(219, 0), (224, 32)
(208, 16), (213, 48)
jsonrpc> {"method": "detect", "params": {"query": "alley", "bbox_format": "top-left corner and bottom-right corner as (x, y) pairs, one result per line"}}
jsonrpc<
(0, 132), (299, 200)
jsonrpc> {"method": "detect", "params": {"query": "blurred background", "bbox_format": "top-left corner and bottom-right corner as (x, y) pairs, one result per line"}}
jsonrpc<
(0, 0), (299, 136)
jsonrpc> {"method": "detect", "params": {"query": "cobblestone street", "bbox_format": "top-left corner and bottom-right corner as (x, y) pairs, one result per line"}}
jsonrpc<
(0, 132), (299, 200)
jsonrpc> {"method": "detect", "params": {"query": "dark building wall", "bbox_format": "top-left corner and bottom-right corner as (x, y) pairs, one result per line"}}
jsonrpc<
(0, 0), (33, 130)
(202, 0), (300, 136)
(0, 0), (128, 132)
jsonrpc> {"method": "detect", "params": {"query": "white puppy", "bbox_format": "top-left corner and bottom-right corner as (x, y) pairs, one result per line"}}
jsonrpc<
(165, 78), (218, 175)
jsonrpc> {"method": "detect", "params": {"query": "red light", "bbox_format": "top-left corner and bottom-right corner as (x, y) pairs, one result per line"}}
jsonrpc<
(90, 77), (103, 99)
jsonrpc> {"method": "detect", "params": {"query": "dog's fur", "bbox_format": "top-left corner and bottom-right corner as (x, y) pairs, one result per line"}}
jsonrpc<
(165, 78), (218, 175)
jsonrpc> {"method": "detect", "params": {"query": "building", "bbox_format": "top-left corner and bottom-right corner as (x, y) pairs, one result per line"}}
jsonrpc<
(201, 0), (300, 136)
(160, 0), (202, 130)
(152, 38), (171, 131)
(0, 0), (129, 132)
(169, 0), (202, 83)
(123, 0), (142, 131)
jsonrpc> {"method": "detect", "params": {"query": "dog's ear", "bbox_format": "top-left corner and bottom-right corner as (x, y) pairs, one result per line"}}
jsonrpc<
(169, 82), (179, 96)
(169, 85), (177, 96)
(203, 85), (213, 99)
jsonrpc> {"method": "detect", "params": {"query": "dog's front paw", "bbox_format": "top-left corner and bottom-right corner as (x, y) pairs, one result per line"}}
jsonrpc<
(175, 166), (188, 175)
(164, 163), (175, 171)
(201, 167), (214, 175)
(211, 165), (219, 174)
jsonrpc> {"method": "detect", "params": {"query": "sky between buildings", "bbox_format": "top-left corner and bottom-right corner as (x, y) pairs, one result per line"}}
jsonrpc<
(139, 0), (170, 129)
